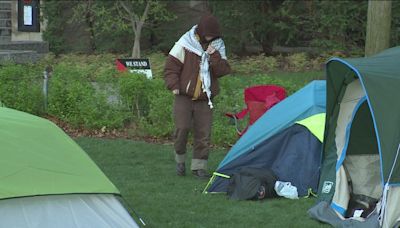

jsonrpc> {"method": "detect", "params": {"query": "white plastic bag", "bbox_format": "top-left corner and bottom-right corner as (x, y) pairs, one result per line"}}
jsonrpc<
(274, 181), (299, 199)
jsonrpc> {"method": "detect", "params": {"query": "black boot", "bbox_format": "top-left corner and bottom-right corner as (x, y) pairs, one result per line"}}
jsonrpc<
(192, 169), (211, 179)
(176, 163), (186, 176)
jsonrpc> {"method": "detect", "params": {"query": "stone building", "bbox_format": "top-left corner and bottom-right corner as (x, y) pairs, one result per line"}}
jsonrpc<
(0, 0), (48, 63)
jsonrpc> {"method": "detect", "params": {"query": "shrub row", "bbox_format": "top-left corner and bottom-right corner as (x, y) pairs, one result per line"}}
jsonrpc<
(0, 53), (322, 146)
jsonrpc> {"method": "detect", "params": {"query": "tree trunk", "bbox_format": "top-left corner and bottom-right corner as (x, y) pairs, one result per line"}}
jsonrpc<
(260, 40), (274, 56)
(132, 21), (144, 59)
(259, 31), (276, 56)
(120, 1), (149, 58)
(87, 17), (96, 53)
(132, 23), (142, 58)
(135, 98), (141, 119)
(132, 33), (141, 58)
(85, 0), (96, 53)
(365, 0), (392, 57)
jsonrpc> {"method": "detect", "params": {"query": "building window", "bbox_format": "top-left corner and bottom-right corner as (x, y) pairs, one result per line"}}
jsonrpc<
(18, 0), (40, 32)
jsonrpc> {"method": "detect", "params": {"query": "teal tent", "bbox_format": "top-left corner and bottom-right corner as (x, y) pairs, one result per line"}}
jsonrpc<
(309, 47), (400, 228)
(204, 81), (326, 196)
(0, 107), (139, 227)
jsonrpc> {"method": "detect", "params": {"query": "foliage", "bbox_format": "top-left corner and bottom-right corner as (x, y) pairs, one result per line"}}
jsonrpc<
(391, 1), (400, 46)
(1, 53), (324, 146)
(230, 52), (325, 77)
(210, 1), (315, 55)
(47, 62), (129, 129)
(42, 1), (400, 56)
(68, 0), (175, 57)
(118, 71), (151, 119)
(146, 51), (166, 78)
(0, 64), (44, 114)
(139, 78), (174, 137)
(230, 54), (279, 75)
(210, 0), (371, 55)
(42, 0), (72, 54)
(307, 1), (368, 51)
(284, 53), (309, 72)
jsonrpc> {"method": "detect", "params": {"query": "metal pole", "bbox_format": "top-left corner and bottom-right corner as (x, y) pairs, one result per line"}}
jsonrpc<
(43, 69), (48, 113)
(42, 66), (53, 113)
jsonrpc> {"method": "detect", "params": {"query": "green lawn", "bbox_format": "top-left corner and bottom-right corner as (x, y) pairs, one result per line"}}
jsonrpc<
(76, 137), (329, 228)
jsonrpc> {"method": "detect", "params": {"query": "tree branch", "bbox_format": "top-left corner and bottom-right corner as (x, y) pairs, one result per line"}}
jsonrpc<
(119, 1), (132, 18)
(115, 3), (132, 21)
(140, 1), (150, 23)
(119, 0), (139, 22)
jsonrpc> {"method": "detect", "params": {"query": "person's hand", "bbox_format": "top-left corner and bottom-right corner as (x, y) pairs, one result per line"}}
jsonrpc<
(172, 89), (179, 95)
(206, 45), (216, 55)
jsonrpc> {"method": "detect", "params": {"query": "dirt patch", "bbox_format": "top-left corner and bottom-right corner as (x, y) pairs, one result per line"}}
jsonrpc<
(45, 115), (174, 145)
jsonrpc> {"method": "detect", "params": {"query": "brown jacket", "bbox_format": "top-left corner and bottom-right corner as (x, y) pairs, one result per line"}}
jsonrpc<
(164, 45), (231, 100)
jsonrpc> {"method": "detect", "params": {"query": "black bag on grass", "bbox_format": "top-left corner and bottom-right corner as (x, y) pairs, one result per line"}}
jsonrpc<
(227, 167), (278, 200)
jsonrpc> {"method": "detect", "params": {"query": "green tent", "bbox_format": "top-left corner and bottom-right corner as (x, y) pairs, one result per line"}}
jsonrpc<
(309, 47), (400, 228)
(0, 107), (139, 227)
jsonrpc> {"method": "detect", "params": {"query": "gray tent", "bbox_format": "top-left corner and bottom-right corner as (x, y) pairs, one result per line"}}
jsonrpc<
(0, 107), (140, 228)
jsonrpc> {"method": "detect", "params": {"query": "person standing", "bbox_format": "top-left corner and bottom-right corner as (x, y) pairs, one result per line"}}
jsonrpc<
(164, 14), (231, 179)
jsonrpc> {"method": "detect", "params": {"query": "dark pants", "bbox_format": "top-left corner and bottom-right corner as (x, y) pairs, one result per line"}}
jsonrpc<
(173, 95), (212, 170)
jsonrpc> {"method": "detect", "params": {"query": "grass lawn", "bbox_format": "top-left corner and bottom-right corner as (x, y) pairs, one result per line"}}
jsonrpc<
(76, 137), (329, 228)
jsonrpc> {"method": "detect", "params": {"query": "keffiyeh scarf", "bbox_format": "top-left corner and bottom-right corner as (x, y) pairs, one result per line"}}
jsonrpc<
(176, 25), (227, 109)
